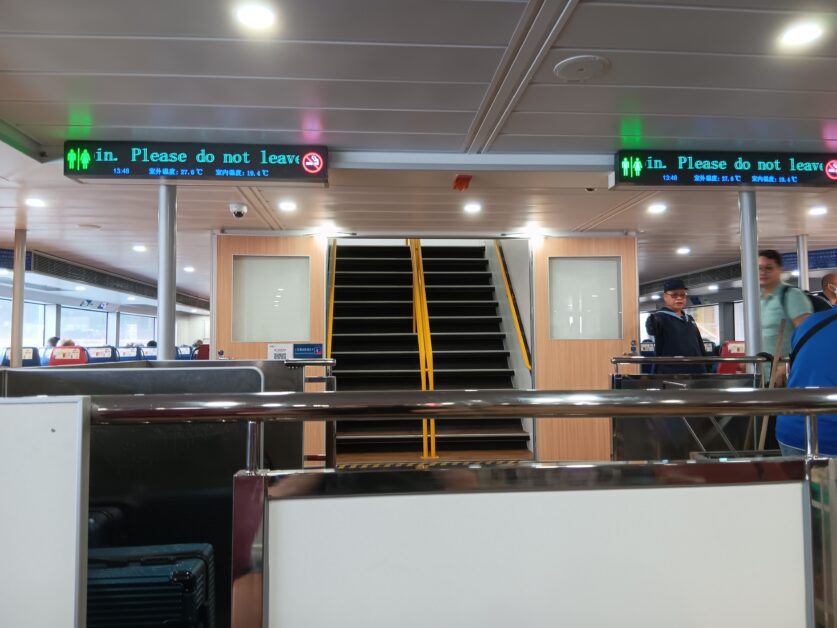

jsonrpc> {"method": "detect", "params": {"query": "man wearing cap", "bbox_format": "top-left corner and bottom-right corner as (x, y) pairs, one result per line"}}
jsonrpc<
(645, 278), (708, 374)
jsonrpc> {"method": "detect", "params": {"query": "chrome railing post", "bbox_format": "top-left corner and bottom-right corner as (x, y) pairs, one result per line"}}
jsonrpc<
(246, 420), (263, 473)
(805, 414), (819, 458)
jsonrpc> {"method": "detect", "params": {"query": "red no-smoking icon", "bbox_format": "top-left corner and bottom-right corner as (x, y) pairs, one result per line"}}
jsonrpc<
(302, 152), (324, 174)
(826, 159), (837, 181)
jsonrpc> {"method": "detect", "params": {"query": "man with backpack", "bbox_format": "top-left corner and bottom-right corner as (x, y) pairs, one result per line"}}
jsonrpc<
(758, 249), (813, 381)
(775, 307), (837, 455)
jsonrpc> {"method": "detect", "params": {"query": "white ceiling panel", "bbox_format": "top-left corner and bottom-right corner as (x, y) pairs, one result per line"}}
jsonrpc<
(533, 49), (837, 91)
(489, 134), (835, 153)
(558, 3), (837, 56)
(586, 0), (835, 12)
(0, 38), (505, 83)
(0, 102), (475, 135)
(0, 74), (489, 111)
(2, 0), (525, 46)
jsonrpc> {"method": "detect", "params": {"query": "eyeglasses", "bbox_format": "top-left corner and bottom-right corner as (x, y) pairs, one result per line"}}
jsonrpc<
(664, 291), (688, 299)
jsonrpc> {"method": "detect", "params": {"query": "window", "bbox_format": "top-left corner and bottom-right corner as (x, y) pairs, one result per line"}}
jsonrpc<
(0, 299), (47, 347)
(60, 307), (107, 346)
(119, 314), (156, 346)
(734, 301), (744, 341)
(232, 256), (310, 342)
(549, 257), (622, 340)
(689, 304), (720, 345)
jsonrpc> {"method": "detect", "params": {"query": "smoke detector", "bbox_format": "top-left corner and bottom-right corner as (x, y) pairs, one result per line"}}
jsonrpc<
(553, 55), (611, 83)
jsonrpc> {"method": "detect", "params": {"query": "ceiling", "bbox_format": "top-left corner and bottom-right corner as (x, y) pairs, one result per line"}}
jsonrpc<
(0, 0), (835, 299)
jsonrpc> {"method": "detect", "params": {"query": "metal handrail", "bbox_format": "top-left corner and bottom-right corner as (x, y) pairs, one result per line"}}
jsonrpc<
(284, 359), (336, 369)
(89, 388), (837, 425)
(612, 356), (770, 364)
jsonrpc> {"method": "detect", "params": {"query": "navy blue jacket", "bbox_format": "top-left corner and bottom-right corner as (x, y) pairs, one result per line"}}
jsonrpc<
(645, 308), (708, 374)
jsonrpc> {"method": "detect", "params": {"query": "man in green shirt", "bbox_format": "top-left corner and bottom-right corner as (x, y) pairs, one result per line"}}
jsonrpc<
(759, 249), (812, 379)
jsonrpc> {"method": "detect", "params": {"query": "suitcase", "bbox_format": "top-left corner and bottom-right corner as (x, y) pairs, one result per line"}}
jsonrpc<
(88, 506), (126, 548)
(87, 543), (216, 628)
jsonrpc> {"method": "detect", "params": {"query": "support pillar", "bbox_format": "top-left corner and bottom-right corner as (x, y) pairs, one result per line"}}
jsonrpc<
(157, 185), (177, 361)
(9, 229), (26, 368)
(796, 234), (809, 291)
(738, 191), (761, 356)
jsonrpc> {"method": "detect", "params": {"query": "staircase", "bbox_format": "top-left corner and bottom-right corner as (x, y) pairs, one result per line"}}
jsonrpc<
(330, 243), (532, 464)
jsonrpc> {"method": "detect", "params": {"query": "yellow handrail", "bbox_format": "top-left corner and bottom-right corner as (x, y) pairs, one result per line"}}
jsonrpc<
(409, 239), (437, 459)
(326, 239), (337, 359)
(493, 240), (531, 371)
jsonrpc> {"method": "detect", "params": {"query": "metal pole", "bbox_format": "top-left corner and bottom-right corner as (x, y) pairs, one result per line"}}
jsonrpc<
(157, 185), (177, 360)
(246, 420), (263, 472)
(796, 234), (809, 291)
(805, 414), (819, 457)
(9, 229), (26, 368)
(738, 191), (761, 357)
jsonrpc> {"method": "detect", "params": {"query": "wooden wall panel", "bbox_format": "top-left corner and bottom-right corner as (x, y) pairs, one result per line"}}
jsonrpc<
(214, 234), (327, 458)
(533, 237), (638, 461)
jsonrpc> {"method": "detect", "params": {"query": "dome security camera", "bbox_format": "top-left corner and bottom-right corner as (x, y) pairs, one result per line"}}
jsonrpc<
(229, 202), (248, 218)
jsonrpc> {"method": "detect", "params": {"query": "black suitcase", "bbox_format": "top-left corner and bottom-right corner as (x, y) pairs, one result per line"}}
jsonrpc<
(87, 543), (216, 628)
(88, 506), (126, 547)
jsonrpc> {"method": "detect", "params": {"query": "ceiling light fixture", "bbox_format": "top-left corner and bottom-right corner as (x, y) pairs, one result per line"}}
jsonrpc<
(25, 197), (46, 208)
(780, 21), (824, 48)
(647, 203), (667, 214)
(279, 200), (297, 212)
(183, 266), (195, 273)
(676, 246), (691, 255)
(191, 309), (199, 314)
(127, 296), (136, 301)
(464, 202), (482, 214)
(708, 284), (719, 292)
(791, 270), (800, 277)
(132, 244), (147, 253)
(75, 286), (86, 291)
(809, 206), (828, 216)
(235, 3), (276, 29)
(651, 294), (661, 300)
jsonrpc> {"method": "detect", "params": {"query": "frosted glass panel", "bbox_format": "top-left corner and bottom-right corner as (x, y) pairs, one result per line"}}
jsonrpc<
(550, 257), (622, 339)
(233, 256), (310, 342)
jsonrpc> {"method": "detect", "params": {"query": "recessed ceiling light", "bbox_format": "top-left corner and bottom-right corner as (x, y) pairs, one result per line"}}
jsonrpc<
(235, 3), (276, 29)
(708, 284), (719, 292)
(132, 244), (147, 253)
(127, 296), (136, 301)
(676, 246), (691, 255)
(464, 202), (482, 214)
(651, 294), (661, 300)
(791, 270), (800, 277)
(25, 197), (46, 208)
(75, 286), (86, 291)
(279, 200), (297, 212)
(647, 203), (667, 214)
(780, 21), (824, 48)
(191, 309), (198, 314)
(809, 206), (828, 216)
(183, 266), (195, 273)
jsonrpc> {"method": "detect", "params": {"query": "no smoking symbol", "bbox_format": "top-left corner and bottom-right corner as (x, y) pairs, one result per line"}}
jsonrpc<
(826, 159), (837, 181)
(302, 152), (324, 174)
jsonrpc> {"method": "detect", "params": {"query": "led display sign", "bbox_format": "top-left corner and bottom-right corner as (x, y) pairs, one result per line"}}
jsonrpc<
(63, 141), (328, 182)
(615, 150), (837, 187)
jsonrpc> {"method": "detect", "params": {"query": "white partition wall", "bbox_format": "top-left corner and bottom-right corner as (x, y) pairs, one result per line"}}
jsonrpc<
(256, 465), (813, 628)
(0, 397), (89, 628)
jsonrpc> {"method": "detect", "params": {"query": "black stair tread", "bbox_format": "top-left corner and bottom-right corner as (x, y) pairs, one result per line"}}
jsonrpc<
(426, 285), (495, 289)
(337, 284), (415, 288)
(336, 429), (529, 440)
(333, 316), (500, 320)
(427, 300), (498, 304)
(332, 332), (421, 337)
(431, 331), (506, 336)
(334, 300), (412, 304)
(331, 349), (510, 355)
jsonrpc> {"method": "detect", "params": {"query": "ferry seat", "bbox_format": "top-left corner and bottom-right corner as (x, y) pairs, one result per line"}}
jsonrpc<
(717, 341), (747, 375)
(86, 345), (119, 364)
(140, 346), (157, 361)
(2, 347), (41, 367)
(116, 346), (143, 361)
(40, 347), (53, 365)
(175, 346), (193, 360)
(48, 346), (89, 366)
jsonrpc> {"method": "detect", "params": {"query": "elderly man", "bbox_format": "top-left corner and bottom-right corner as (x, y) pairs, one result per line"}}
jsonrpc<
(645, 278), (708, 374)
(814, 272), (837, 308)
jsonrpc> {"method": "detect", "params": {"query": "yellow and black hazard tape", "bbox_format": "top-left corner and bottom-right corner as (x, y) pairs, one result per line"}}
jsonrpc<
(336, 459), (525, 471)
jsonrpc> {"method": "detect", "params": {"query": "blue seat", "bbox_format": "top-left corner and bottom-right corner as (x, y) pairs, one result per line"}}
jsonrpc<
(639, 339), (655, 374)
(176, 346), (193, 360)
(40, 347), (53, 365)
(2, 347), (41, 367)
(87, 345), (119, 363)
(140, 346), (157, 360)
(116, 346), (143, 361)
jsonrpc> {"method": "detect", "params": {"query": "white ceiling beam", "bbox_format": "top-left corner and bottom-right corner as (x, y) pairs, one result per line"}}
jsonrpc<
(330, 150), (612, 171)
